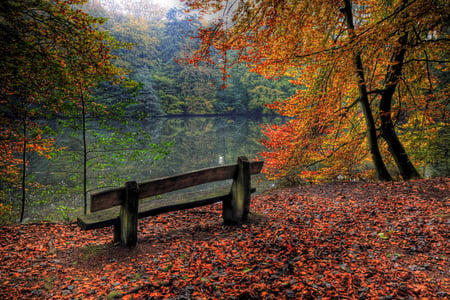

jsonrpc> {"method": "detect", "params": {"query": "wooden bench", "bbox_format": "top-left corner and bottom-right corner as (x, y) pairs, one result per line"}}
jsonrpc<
(77, 156), (264, 247)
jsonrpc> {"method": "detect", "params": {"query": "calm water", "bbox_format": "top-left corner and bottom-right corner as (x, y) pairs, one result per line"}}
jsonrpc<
(24, 115), (283, 221)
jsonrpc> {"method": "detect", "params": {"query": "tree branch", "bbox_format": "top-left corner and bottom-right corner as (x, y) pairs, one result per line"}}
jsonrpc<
(404, 59), (450, 64)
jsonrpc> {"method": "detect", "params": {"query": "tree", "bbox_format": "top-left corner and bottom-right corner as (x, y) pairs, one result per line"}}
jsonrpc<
(153, 7), (220, 114)
(213, 59), (296, 114)
(185, 0), (449, 181)
(102, 12), (163, 116)
(0, 0), (127, 216)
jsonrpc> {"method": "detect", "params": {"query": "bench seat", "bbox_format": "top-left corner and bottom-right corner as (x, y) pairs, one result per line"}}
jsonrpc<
(77, 186), (256, 230)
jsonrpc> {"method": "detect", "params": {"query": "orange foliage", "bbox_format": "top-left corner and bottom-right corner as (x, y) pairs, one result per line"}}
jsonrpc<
(185, 0), (449, 181)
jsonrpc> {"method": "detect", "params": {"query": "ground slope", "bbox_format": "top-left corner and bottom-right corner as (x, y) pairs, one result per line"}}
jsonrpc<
(0, 178), (448, 299)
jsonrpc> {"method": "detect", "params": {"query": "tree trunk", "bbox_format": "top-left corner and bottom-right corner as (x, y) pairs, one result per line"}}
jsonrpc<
(81, 93), (88, 214)
(342, 0), (392, 181)
(20, 114), (27, 222)
(379, 33), (421, 180)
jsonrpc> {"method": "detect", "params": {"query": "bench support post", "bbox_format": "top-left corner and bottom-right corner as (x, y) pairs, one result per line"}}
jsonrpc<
(119, 181), (139, 247)
(224, 156), (251, 225)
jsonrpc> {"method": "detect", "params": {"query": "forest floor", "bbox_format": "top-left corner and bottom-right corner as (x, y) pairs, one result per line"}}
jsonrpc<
(0, 178), (449, 299)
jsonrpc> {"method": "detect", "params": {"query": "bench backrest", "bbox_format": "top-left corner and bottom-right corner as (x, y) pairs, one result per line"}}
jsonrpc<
(90, 161), (264, 213)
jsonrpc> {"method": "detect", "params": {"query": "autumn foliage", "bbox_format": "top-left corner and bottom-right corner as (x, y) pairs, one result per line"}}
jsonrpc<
(0, 0), (126, 201)
(0, 178), (448, 299)
(185, 0), (449, 182)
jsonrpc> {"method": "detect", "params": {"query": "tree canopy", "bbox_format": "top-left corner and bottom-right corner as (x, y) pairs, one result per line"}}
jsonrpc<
(0, 0), (126, 204)
(90, 2), (296, 116)
(185, 0), (449, 181)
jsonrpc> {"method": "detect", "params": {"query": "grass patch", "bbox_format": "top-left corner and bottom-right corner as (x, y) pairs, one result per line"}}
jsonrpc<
(81, 244), (106, 261)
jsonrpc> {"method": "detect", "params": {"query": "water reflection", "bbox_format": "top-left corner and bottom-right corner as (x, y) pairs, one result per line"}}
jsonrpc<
(150, 116), (268, 177)
(25, 115), (284, 220)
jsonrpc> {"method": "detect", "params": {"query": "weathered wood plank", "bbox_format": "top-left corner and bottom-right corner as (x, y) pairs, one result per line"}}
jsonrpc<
(90, 188), (123, 213)
(224, 156), (251, 225)
(77, 207), (120, 230)
(250, 161), (264, 175)
(90, 161), (264, 212)
(138, 190), (230, 219)
(138, 165), (237, 199)
(78, 186), (257, 230)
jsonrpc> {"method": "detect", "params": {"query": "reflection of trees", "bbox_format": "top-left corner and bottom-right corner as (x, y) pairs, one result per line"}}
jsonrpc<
(27, 115), (283, 219)
(157, 117), (218, 174)
(34, 115), (284, 188)
(214, 116), (287, 164)
(26, 118), (167, 215)
(151, 116), (283, 178)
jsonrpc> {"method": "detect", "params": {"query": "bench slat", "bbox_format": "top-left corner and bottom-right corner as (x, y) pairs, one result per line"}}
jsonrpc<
(138, 165), (237, 200)
(77, 186), (257, 230)
(138, 191), (230, 219)
(90, 161), (264, 212)
(77, 207), (119, 230)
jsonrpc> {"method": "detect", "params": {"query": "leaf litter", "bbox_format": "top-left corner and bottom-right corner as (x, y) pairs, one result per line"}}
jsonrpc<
(0, 178), (448, 299)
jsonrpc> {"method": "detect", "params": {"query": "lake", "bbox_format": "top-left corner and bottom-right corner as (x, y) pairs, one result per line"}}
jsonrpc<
(23, 115), (283, 221)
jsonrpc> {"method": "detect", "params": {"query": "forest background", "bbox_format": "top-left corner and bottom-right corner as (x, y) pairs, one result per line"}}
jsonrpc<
(87, 0), (297, 117)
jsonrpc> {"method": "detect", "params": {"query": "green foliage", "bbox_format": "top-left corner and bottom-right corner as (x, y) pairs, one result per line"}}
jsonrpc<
(107, 291), (122, 299)
(100, 13), (163, 116)
(87, 3), (296, 116)
(49, 122), (172, 200)
(0, 203), (14, 225)
(0, 0), (173, 218)
(217, 62), (297, 114)
(405, 125), (450, 178)
(425, 127), (450, 177)
(152, 8), (219, 115)
(0, 0), (129, 218)
(55, 205), (78, 224)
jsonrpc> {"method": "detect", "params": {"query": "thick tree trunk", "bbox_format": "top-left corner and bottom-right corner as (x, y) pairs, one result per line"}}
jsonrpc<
(380, 123), (420, 180)
(342, 0), (392, 181)
(379, 33), (421, 180)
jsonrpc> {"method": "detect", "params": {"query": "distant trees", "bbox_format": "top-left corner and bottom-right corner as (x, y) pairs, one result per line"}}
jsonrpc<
(153, 7), (216, 114)
(87, 2), (295, 116)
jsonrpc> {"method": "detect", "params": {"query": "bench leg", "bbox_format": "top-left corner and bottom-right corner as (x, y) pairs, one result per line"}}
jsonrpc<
(224, 156), (251, 225)
(120, 181), (139, 247)
(113, 223), (121, 243)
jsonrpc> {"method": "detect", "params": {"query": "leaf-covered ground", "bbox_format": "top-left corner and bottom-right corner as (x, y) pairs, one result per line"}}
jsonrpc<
(1, 178), (449, 299)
